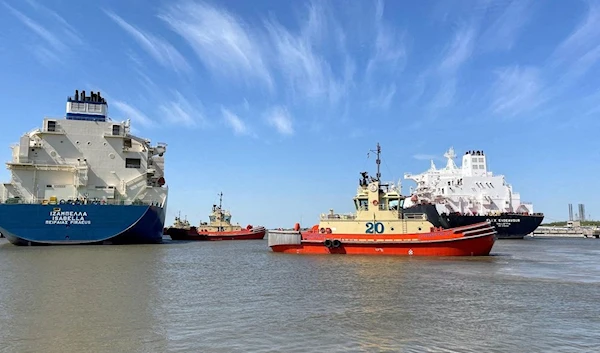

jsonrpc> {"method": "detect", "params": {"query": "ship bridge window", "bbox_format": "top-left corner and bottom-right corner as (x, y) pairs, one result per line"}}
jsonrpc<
(355, 198), (369, 210)
(89, 104), (102, 113)
(125, 158), (141, 168)
(47, 120), (56, 132)
(209, 216), (216, 222)
(112, 125), (121, 136)
(71, 102), (86, 112)
(123, 138), (132, 148)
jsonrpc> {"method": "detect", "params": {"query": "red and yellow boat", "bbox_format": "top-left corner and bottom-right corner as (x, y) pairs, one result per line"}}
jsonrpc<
(164, 193), (266, 241)
(268, 143), (497, 256)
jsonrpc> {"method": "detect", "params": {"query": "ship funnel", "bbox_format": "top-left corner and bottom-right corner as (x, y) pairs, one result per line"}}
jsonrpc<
(75, 89), (79, 100)
(81, 90), (86, 101)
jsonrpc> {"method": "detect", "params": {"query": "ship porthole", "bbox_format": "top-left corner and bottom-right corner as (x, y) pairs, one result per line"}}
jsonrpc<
(76, 141), (80, 144)
(109, 153), (115, 159)
(103, 142), (107, 146)
(50, 151), (56, 157)
(418, 227), (422, 231)
(87, 141), (91, 145)
(390, 227), (394, 231)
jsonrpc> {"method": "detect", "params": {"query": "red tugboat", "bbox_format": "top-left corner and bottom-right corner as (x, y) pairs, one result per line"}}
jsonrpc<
(268, 143), (497, 256)
(165, 193), (266, 241)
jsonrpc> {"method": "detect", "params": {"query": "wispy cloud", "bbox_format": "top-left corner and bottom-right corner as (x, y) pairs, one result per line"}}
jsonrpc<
(490, 66), (544, 117)
(158, 91), (204, 128)
(477, 0), (534, 52)
(265, 0), (353, 105)
(365, 0), (407, 79)
(415, 23), (476, 115)
(24, 0), (81, 45)
(438, 24), (476, 74)
(3, 1), (82, 65)
(265, 106), (294, 135)
(159, 0), (273, 89)
(221, 108), (251, 136)
(112, 101), (155, 128)
(550, 1), (600, 85)
(104, 10), (190, 73)
(412, 154), (442, 161)
(429, 78), (456, 110)
(369, 84), (397, 109)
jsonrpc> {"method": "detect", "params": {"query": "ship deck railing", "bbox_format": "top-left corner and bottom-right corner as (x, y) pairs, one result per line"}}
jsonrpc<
(0, 197), (165, 207)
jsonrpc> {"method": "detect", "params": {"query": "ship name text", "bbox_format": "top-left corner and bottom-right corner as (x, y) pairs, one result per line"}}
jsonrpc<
(45, 211), (91, 225)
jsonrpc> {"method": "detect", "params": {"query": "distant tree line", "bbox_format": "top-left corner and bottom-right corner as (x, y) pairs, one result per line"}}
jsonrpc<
(542, 221), (600, 227)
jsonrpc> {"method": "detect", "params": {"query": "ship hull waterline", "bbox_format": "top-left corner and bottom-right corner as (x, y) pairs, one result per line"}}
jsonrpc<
(166, 227), (266, 241)
(269, 222), (497, 256)
(443, 214), (544, 240)
(0, 204), (166, 246)
(403, 205), (544, 240)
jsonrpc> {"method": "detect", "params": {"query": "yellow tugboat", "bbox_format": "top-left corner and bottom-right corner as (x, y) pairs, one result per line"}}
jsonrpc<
(165, 192), (266, 241)
(268, 143), (497, 256)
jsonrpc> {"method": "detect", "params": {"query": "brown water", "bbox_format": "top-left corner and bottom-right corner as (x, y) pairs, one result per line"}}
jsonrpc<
(0, 237), (598, 353)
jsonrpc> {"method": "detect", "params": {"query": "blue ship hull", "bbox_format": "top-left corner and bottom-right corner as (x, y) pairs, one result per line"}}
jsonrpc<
(0, 203), (166, 246)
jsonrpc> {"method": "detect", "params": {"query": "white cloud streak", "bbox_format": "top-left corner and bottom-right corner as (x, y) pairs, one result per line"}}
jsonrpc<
(158, 91), (204, 128)
(365, 0), (407, 79)
(221, 108), (250, 136)
(112, 101), (155, 128)
(3, 1), (82, 65)
(550, 1), (600, 84)
(159, 0), (273, 89)
(490, 66), (544, 117)
(439, 24), (476, 74)
(412, 154), (442, 161)
(478, 0), (534, 52)
(265, 106), (294, 135)
(104, 10), (191, 73)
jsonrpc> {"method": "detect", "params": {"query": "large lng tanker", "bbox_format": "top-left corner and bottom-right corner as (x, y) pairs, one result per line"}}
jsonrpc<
(0, 90), (168, 245)
(403, 148), (543, 239)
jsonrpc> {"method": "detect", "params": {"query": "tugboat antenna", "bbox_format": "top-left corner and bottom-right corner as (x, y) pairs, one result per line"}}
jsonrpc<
(218, 192), (223, 210)
(369, 143), (382, 181)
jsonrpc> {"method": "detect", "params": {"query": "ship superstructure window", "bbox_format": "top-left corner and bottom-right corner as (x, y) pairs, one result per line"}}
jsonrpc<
(71, 102), (86, 112)
(123, 138), (132, 148)
(125, 158), (141, 168)
(47, 120), (56, 132)
(89, 104), (102, 113)
(112, 125), (121, 136)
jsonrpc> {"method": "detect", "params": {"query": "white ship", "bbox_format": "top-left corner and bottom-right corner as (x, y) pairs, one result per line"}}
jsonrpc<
(402, 148), (543, 239)
(0, 89), (168, 245)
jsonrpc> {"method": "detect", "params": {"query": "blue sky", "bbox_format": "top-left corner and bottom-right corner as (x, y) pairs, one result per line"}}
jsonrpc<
(1, 0), (599, 227)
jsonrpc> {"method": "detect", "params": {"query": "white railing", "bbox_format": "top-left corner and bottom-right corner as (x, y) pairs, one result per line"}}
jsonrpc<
(1, 197), (166, 207)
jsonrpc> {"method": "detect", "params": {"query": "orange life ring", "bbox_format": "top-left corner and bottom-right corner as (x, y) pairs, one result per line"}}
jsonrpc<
(372, 200), (379, 206)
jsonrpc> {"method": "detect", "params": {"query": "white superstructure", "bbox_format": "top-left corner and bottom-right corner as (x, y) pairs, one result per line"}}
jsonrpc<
(403, 148), (533, 216)
(0, 90), (168, 206)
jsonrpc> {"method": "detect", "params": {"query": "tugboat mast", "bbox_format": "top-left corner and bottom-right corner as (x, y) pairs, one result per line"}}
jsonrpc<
(369, 143), (381, 181)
